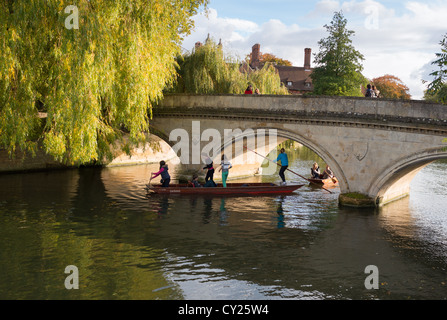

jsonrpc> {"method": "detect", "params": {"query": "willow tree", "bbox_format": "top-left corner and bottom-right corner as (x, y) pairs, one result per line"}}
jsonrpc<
(172, 38), (244, 94)
(0, 0), (207, 164)
(170, 38), (288, 95)
(246, 63), (289, 95)
(311, 11), (366, 96)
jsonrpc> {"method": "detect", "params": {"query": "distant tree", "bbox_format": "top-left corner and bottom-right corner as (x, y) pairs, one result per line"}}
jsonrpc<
(171, 39), (289, 95)
(259, 53), (293, 66)
(246, 52), (293, 67)
(424, 33), (447, 104)
(311, 11), (366, 96)
(424, 84), (447, 104)
(171, 38), (243, 94)
(372, 75), (411, 100)
(247, 63), (289, 95)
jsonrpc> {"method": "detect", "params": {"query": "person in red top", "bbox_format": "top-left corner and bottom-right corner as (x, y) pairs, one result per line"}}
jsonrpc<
(244, 85), (253, 94)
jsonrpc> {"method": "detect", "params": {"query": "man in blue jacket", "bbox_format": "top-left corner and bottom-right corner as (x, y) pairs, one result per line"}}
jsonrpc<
(274, 148), (288, 185)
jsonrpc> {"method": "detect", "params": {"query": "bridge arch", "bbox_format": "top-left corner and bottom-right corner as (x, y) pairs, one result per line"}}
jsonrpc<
(369, 148), (447, 206)
(214, 126), (349, 192)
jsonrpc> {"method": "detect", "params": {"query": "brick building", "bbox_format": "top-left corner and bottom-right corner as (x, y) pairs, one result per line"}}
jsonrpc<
(249, 44), (314, 95)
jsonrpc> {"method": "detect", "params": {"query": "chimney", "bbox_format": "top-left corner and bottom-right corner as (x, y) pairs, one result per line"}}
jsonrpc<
(304, 48), (311, 69)
(251, 43), (261, 69)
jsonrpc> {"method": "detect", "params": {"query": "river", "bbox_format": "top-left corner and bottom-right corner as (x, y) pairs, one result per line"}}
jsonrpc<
(0, 147), (446, 300)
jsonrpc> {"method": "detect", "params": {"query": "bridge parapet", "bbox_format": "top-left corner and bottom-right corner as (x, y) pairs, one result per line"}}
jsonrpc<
(155, 94), (447, 137)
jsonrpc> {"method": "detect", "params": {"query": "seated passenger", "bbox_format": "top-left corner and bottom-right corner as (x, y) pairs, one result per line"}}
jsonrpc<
(311, 162), (322, 179)
(191, 174), (202, 187)
(322, 165), (334, 179)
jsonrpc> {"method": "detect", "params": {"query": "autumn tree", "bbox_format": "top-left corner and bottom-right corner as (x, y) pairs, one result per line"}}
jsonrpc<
(0, 0), (208, 165)
(311, 11), (367, 96)
(246, 52), (292, 67)
(372, 75), (411, 100)
(260, 53), (293, 66)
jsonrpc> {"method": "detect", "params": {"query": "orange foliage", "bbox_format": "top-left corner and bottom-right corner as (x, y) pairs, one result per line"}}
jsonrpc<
(260, 53), (293, 66)
(372, 74), (411, 100)
(247, 52), (292, 66)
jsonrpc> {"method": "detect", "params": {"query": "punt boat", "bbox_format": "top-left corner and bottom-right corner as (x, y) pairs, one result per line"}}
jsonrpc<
(146, 182), (304, 196)
(307, 177), (338, 188)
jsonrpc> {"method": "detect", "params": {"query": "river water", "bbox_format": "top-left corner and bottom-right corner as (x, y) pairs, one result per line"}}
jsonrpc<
(0, 148), (446, 300)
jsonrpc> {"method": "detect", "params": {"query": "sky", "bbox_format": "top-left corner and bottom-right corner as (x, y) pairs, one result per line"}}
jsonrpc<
(181, 0), (447, 99)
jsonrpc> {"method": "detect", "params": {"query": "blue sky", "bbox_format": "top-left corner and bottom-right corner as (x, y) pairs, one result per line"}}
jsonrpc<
(207, 0), (409, 26)
(183, 0), (447, 99)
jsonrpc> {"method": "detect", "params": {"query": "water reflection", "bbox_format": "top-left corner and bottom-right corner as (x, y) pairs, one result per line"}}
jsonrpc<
(275, 196), (285, 229)
(0, 158), (446, 300)
(219, 198), (229, 226)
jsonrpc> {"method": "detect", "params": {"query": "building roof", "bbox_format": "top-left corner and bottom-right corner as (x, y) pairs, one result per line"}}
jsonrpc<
(274, 65), (314, 92)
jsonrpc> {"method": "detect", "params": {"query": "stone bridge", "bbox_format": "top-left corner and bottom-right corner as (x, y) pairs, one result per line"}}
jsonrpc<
(149, 94), (447, 207)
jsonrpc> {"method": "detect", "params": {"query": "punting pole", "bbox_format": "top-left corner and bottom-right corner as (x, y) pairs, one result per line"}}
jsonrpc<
(243, 146), (333, 194)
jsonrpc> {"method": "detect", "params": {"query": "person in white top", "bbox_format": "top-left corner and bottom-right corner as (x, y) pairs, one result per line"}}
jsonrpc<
(218, 154), (232, 187)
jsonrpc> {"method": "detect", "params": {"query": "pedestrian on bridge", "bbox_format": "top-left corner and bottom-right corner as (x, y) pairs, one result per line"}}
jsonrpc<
(244, 85), (253, 94)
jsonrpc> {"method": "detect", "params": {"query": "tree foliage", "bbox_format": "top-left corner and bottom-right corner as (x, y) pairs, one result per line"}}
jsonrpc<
(246, 52), (292, 67)
(0, 0), (207, 164)
(247, 62), (289, 95)
(372, 75), (411, 100)
(311, 11), (366, 96)
(170, 38), (289, 95)
(259, 53), (293, 67)
(171, 38), (243, 94)
(424, 33), (447, 104)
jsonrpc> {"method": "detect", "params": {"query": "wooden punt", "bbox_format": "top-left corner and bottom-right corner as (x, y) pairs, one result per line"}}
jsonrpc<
(146, 182), (304, 196)
(308, 177), (338, 188)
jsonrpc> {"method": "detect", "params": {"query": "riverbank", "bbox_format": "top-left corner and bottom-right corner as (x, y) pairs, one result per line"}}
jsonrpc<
(0, 134), (177, 174)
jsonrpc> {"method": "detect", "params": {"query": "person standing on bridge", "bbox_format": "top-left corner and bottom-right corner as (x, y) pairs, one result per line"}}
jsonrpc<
(365, 84), (376, 98)
(244, 85), (253, 94)
(372, 85), (380, 98)
(274, 148), (289, 185)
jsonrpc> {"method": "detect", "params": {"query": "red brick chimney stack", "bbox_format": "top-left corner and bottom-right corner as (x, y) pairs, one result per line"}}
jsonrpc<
(251, 43), (261, 69)
(195, 41), (203, 50)
(304, 48), (311, 69)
